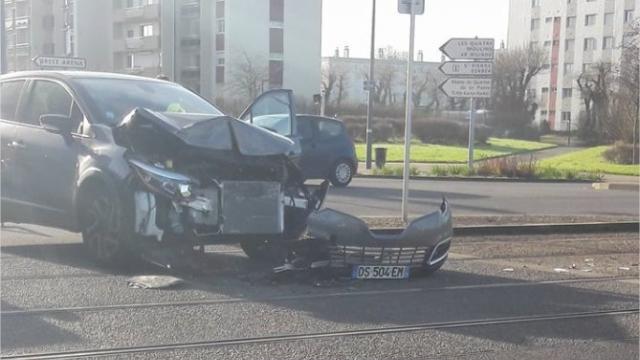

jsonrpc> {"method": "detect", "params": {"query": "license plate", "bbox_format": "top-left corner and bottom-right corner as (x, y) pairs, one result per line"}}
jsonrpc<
(352, 265), (410, 280)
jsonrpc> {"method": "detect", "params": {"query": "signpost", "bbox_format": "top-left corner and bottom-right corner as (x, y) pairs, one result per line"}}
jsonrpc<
(399, 0), (423, 223)
(439, 37), (495, 169)
(32, 56), (86, 70)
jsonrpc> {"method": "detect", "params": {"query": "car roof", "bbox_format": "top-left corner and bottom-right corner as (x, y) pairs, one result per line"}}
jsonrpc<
(0, 70), (170, 84)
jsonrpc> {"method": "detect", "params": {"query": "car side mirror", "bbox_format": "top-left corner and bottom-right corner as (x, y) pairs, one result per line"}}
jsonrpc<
(40, 114), (73, 136)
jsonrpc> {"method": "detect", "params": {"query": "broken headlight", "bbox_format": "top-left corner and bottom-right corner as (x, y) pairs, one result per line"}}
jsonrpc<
(129, 159), (199, 201)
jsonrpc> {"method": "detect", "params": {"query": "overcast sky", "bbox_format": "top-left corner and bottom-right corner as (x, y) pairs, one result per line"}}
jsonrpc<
(322, 0), (510, 61)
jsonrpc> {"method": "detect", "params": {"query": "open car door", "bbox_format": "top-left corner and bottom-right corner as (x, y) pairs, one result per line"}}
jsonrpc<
(240, 89), (297, 138)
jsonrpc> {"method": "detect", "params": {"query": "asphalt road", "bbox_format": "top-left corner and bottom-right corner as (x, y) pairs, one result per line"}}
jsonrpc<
(1, 225), (638, 359)
(325, 178), (640, 217)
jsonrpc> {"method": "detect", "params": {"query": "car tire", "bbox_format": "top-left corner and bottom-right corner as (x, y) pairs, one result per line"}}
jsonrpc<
(240, 240), (288, 264)
(417, 255), (447, 276)
(329, 159), (354, 187)
(79, 186), (130, 265)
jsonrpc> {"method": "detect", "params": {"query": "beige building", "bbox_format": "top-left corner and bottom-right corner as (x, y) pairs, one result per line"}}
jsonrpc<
(3, 0), (322, 104)
(508, 0), (638, 130)
(3, 0), (67, 71)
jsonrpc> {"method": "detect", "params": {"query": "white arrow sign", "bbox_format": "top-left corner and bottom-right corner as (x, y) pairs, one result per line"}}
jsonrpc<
(33, 56), (86, 69)
(439, 38), (495, 60)
(439, 78), (492, 98)
(398, 0), (425, 15)
(439, 61), (493, 76)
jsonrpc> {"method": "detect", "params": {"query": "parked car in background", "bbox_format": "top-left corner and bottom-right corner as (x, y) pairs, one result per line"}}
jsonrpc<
(245, 113), (358, 187)
(297, 115), (357, 187)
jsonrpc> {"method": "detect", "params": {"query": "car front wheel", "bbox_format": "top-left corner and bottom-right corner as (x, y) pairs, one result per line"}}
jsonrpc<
(80, 187), (129, 264)
(329, 160), (354, 187)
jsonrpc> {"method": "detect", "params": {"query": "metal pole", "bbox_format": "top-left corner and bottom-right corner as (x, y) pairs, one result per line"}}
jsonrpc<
(0, 0), (6, 74)
(12, 7), (16, 71)
(468, 98), (476, 169)
(320, 89), (326, 116)
(567, 118), (572, 146)
(365, 0), (376, 170)
(401, 2), (416, 223)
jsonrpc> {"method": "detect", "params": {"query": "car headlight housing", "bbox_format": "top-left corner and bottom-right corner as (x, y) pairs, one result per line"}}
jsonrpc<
(128, 159), (198, 200)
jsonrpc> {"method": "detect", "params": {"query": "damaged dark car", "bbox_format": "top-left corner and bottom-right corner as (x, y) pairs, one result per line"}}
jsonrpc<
(0, 71), (452, 277)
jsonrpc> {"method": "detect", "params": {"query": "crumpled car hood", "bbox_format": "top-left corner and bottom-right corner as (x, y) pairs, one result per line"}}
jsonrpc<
(114, 108), (296, 157)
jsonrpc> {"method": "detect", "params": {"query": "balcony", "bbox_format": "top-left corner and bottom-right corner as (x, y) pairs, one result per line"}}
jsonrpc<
(114, 3), (160, 22)
(114, 35), (160, 52)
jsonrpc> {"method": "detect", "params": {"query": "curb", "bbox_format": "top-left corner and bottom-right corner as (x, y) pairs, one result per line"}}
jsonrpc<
(374, 222), (639, 236)
(355, 174), (597, 184)
(453, 221), (639, 236)
(592, 183), (639, 192)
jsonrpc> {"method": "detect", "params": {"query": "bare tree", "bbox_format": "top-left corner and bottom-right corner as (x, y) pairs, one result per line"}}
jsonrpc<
(412, 69), (443, 111)
(322, 62), (349, 111)
(576, 62), (614, 144)
(230, 52), (268, 102)
(490, 46), (546, 135)
(376, 61), (397, 106)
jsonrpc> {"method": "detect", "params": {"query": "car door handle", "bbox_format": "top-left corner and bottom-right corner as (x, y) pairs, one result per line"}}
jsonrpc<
(7, 140), (26, 149)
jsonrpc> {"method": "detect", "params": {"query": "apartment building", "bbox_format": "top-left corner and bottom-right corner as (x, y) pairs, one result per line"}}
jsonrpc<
(2, 0), (322, 103)
(508, 0), (638, 130)
(3, 0), (67, 71)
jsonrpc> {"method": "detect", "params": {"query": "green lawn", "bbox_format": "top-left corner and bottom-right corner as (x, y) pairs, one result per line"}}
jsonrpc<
(355, 138), (555, 163)
(540, 146), (640, 176)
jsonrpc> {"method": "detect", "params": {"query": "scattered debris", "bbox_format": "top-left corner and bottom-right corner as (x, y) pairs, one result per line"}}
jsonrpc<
(502, 268), (514, 272)
(127, 275), (183, 289)
(586, 262), (595, 267)
(553, 268), (569, 273)
(584, 258), (594, 263)
(582, 268), (593, 272)
(618, 267), (631, 271)
(631, 263), (639, 267)
(569, 264), (577, 269)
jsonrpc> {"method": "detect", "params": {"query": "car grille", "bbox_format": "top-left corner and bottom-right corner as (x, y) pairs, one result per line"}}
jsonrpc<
(327, 245), (431, 268)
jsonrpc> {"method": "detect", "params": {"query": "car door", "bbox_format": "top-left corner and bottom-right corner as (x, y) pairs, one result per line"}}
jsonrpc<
(312, 118), (347, 177)
(240, 89), (298, 139)
(296, 116), (319, 179)
(11, 79), (85, 228)
(0, 79), (27, 222)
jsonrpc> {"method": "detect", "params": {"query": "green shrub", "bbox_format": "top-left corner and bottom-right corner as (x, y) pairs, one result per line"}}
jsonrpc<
(603, 142), (640, 165)
(431, 165), (450, 176)
(413, 120), (465, 145)
(372, 166), (421, 177)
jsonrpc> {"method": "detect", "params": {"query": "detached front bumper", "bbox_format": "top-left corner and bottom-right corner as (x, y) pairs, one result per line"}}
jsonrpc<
(306, 200), (453, 269)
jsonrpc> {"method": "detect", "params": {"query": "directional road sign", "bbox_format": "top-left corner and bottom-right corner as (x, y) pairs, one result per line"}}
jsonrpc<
(33, 56), (86, 69)
(439, 38), (495, 60)
(398, 0), (425, 15)
(439, 78), (492, 98)
(439, 61), (493, 77)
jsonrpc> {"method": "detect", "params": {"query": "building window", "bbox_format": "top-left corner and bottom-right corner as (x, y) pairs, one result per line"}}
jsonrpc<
(585, 14), (596, 26)
(141, 24), (153, 37)
(564, 63), (573, 74)
(126, 53), (135, 68)
(269, 28), (283, 54)
(531, 0), (540, 7)
(561, 112), (571, 122)
(216, 66), (224, 84)
(540, 110), (547, 119)
(624, 10), (634, 23)
(217, 58), (224, 65)
(270, 0), (284, 22)
(531, 18), (540, 30)
(529, 41), (539, 49)
(269, 60), (283, 87)
(544, 40), (551, 47)
(127, 29), (134, 38)
(216, 19), (224, 33)
(584, 37), (597, 51)
(542, 87), (549, 95)
(603, 36), (614, 49)
(545, 17), (552, 23)
(565, 39), (575, 51)
(562, 88), (573, 98)
(216, 1), (224, 18)
(582, 63), (592, 72)
(528, 88), (537, 98)
(566, 16), (576, 28)
(604, 12), (614, 25)
(215, 33), (224, 51)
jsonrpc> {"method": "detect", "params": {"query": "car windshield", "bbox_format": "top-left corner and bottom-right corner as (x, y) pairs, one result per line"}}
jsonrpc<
(74, 78), (224, 125)
(252, 114), (291, 136)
